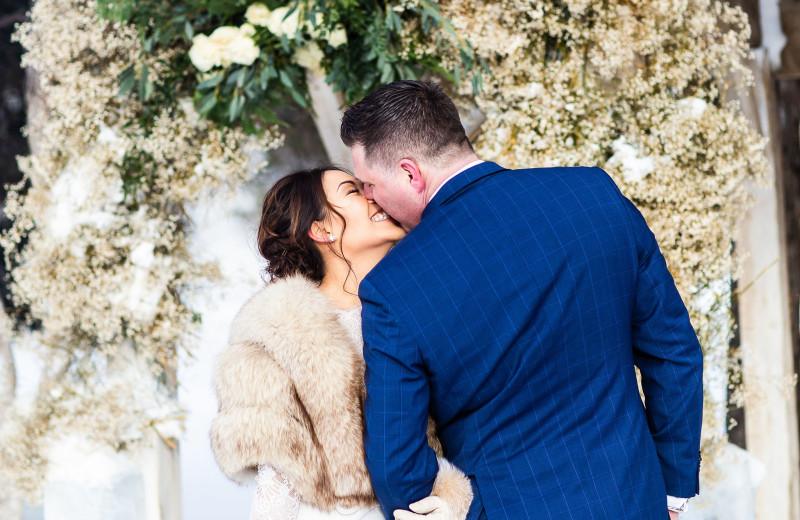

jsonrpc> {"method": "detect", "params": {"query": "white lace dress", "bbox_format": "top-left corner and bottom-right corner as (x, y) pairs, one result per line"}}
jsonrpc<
(249, 306), (385, 520)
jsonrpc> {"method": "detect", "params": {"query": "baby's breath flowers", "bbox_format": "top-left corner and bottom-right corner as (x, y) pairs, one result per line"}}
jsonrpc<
(1, 0), (281, 499)
(430, 0), (766, 468)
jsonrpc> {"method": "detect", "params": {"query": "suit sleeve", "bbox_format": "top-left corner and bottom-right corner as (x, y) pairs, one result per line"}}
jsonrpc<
(622, 194), (704, 498)
(359, 277), (440, 517)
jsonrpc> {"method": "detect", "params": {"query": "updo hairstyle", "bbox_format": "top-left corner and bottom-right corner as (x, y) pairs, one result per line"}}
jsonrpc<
(257, 166), (348, 283)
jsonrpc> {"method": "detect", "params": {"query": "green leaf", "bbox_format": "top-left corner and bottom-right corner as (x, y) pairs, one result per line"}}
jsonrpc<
(228, 93), (245, 122)
(143, 77), (154, 100)
(380, 62), (395, 83)
(226, 68), (246, 87)
(199, 91), (217, 113)
(244, 72), (261, 97)
(96, 1), (134, 23)
(197, 73), (225, 90)
(184, 21), (194, 40)
(289, 88), (308, 108)
(279, 69), (293, 89)
(385, 9), (401, 32)
(138, 64), (149, 99)
(118, 65), (136, 97)
(241, 115), (257, 135)
(444, 22), (460, 41)
(260, 65), (276, 89)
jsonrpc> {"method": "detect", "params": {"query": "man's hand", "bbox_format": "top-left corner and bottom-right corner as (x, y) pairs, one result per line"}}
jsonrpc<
(669, 511), (679, 520)
(393, 496), (457, 520)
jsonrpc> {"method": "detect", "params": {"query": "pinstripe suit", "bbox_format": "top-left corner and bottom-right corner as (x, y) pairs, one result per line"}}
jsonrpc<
(359, 161), (703, 520)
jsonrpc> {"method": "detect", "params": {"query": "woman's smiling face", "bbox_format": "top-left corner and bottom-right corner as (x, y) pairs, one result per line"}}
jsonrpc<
(319, 169), (406, 257)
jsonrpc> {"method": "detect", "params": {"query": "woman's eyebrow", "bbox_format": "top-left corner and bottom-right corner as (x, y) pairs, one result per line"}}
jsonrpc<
(337, 180), (357, 191)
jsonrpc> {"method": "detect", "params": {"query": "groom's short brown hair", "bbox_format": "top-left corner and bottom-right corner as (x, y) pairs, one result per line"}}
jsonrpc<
(340, 80), (473, 171)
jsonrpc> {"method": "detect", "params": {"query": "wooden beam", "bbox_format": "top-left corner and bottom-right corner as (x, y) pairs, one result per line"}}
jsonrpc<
(305, 72), (353, 170)
(735, 48), (800, 520)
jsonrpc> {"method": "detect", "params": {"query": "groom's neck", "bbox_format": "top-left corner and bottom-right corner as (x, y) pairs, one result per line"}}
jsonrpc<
(424, 152), (482, 204)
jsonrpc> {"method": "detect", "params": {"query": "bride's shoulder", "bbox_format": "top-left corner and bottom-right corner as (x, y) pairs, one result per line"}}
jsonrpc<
(228, 274), (338, 343)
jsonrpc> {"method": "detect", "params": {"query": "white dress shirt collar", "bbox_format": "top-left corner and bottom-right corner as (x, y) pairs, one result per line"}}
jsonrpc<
(427, 159), (485, 204)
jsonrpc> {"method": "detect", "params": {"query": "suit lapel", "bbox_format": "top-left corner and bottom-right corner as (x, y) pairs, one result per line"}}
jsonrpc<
(422, 161), (507, 220)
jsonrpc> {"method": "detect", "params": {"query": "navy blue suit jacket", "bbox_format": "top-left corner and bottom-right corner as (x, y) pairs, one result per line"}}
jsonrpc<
(359, 162), (703, 520)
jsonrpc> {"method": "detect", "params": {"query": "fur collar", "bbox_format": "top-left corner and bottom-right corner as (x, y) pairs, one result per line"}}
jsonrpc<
(211, 275), (472, 517)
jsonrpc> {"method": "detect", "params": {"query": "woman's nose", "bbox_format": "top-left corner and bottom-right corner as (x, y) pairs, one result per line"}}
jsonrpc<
(364, 184), (374, 200)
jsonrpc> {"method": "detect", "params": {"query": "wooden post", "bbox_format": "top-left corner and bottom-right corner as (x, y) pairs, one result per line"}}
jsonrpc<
(306, 71), (353, 169)
(0, 340), (22, 520)
(735, 48), (800, 520)
(136, 431), (181, 520)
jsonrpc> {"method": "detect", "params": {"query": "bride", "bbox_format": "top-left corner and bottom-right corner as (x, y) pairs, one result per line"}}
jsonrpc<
(210, 166), (473, 520)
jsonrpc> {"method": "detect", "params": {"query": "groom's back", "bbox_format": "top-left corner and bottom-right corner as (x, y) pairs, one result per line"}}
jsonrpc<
(363, 163), (669, 519)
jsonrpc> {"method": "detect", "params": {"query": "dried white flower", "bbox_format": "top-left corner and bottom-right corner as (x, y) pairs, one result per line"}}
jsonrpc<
(430, 0), (766, 474)
(677, 97), (708, 119)
(607, 136), (656, 183)
(2, 0), (283, 498)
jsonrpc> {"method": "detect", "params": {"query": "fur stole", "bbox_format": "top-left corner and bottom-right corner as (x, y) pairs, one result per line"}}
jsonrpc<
(210, 275), (472, 517)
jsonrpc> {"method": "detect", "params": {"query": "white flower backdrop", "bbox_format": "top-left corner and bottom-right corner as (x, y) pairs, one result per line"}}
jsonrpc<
(0, 0), (778, 518)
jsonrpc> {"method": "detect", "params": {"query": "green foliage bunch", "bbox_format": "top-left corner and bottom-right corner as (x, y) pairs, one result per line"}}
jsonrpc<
(97, 0), (485, 135)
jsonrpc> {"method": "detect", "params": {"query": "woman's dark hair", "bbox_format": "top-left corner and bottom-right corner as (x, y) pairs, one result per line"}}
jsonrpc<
(257, 166), (349, 283)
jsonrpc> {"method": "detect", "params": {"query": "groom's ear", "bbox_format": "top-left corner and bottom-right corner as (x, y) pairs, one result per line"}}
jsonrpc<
(399, 159), (425, 194)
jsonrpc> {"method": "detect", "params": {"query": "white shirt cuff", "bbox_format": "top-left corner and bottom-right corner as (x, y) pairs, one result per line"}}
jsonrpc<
(667, 495), (690, 513)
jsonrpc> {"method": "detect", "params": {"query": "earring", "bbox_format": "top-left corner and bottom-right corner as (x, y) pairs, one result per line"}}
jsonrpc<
(328, 234), (336, 242)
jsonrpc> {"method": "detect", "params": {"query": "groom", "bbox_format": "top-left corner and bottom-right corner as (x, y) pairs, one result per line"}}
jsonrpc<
(340, 80), (703, 520)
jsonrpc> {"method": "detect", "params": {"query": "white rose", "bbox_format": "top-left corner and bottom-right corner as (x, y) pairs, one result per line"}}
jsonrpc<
(292, 41), (325, 76)
(226, 32), (260, 66)
(208, 26), (241, 47)
(267, 6), (301, 39)
(210, 26), (239, 66)
(188, 34), (224, 71)
(305, 12), (325, 38)
(240, 23), (257, 37)
(245, 3), (271, 26)
(208, 26), (254, 67)
(327, 26), (347, 48)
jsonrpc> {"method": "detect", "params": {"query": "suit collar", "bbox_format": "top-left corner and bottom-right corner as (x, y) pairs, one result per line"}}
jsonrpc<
(421, 161), (506, 220)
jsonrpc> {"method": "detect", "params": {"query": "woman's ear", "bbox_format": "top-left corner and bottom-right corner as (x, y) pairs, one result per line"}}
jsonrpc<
(308, 221), (333, 243)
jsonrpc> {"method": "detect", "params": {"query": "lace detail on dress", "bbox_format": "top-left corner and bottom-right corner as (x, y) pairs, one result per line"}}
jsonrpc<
(336, 306), (363, 350)
(249, 464), (300, 520)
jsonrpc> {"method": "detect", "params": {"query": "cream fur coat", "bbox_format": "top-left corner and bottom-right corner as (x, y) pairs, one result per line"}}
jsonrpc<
(210, 275), (473, 517)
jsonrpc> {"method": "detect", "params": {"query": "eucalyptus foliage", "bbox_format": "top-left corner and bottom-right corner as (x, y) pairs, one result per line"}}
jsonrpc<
(97, 0), (486, 135)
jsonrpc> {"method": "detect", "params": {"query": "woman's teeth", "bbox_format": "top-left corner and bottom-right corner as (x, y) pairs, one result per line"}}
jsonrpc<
(371, 212), (389, 222)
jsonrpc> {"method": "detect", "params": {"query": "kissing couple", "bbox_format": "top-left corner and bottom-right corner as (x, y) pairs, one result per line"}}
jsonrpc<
(210, 80), (703, 520)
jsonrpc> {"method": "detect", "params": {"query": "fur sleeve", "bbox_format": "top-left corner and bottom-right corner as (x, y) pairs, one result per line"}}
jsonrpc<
(426, 418), (473, 519)
(210, 339), (331, 500)
(431, 457), (473, 520)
